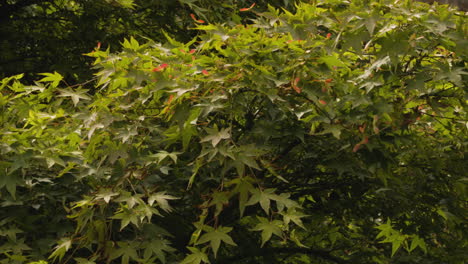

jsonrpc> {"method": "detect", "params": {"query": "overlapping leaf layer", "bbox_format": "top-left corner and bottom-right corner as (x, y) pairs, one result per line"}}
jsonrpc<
(0, 1), (466, 263)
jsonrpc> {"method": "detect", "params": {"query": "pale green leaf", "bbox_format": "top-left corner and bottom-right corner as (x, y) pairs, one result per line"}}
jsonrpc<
(180, 247), (210, 264)
(195, 226), (237, 258)
(38, 71), (63, 87)
(251, 217), (283, 247)
(148, 192), (178, 212)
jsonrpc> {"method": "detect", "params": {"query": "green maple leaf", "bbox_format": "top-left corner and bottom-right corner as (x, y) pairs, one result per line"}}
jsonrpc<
(108, 241), (139, 264)
(115, 126), (138, 143)
(208, 191), (230, 216)
(49, 237), (72, 262)
(227, 177), (255, 217)
(95, 189), (119, 204)
(149, 151), (181, 164)
(57, 87), (91, 106)
(195, 226), (237, 257)
(110, 208), (139, 230)
(358, 56), (391, 80)
(142, 239), (175, 263)
(180, 247), (210, 264)
(272, 192), (299, 213)
(375, 219), (394, 239)
(114, 192), (144, 209)
(38, 71), (63, 87)
(251, 217), (283, 247)
(0, 173), (18, 199)
(409, 235), (427, 254)
(0, 226), (23, 241)
(148, 192), (178, 213)
(200, 126), (231, 147)
(246, 188), (276, 215)
(281, 208), (308, 229)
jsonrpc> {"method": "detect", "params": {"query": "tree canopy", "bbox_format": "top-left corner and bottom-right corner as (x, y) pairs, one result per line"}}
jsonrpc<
(0, 0), (467, 264)
(0, 0), (297, 83)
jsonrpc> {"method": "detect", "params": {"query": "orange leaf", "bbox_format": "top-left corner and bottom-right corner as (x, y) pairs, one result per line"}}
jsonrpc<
(190, 13), (205, 23)
(202, 69), (209, 76)
(326, 33), (332, 39)
(97, 42), (101, 49)
(189, 49), (196, 54)
(319, 99), (327, 105)
(240, 3), (256, 11)
(325, 78), (333, 83)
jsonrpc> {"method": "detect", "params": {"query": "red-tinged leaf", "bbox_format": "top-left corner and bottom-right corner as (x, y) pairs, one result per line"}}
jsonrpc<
(190, 13), (205, 23)
(359, 124), (366, 133)
(292, 86), (301, 93)
(325, 78), (333, 83)
(353, 136), (369, 152)
(293, 77), (300, 85)
(97, 42), (101, 49)
(240, 3), (256, 11)
(319, 99), (327, 105)
(189, 49), (196, 54)
(326, 33), (332, 39)
(352, 143), (362, 153)
(362, 136), (369, 145)
(202, 69), (209, 76)
(292, 77), (301, 93)
(152, 63), (169, 72)
(167, 95), (174, 104)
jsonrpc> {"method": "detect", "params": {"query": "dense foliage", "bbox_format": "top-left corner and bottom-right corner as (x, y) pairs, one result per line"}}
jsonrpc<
(1, 0), (467, 263)
(0, 0), (297, 83)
